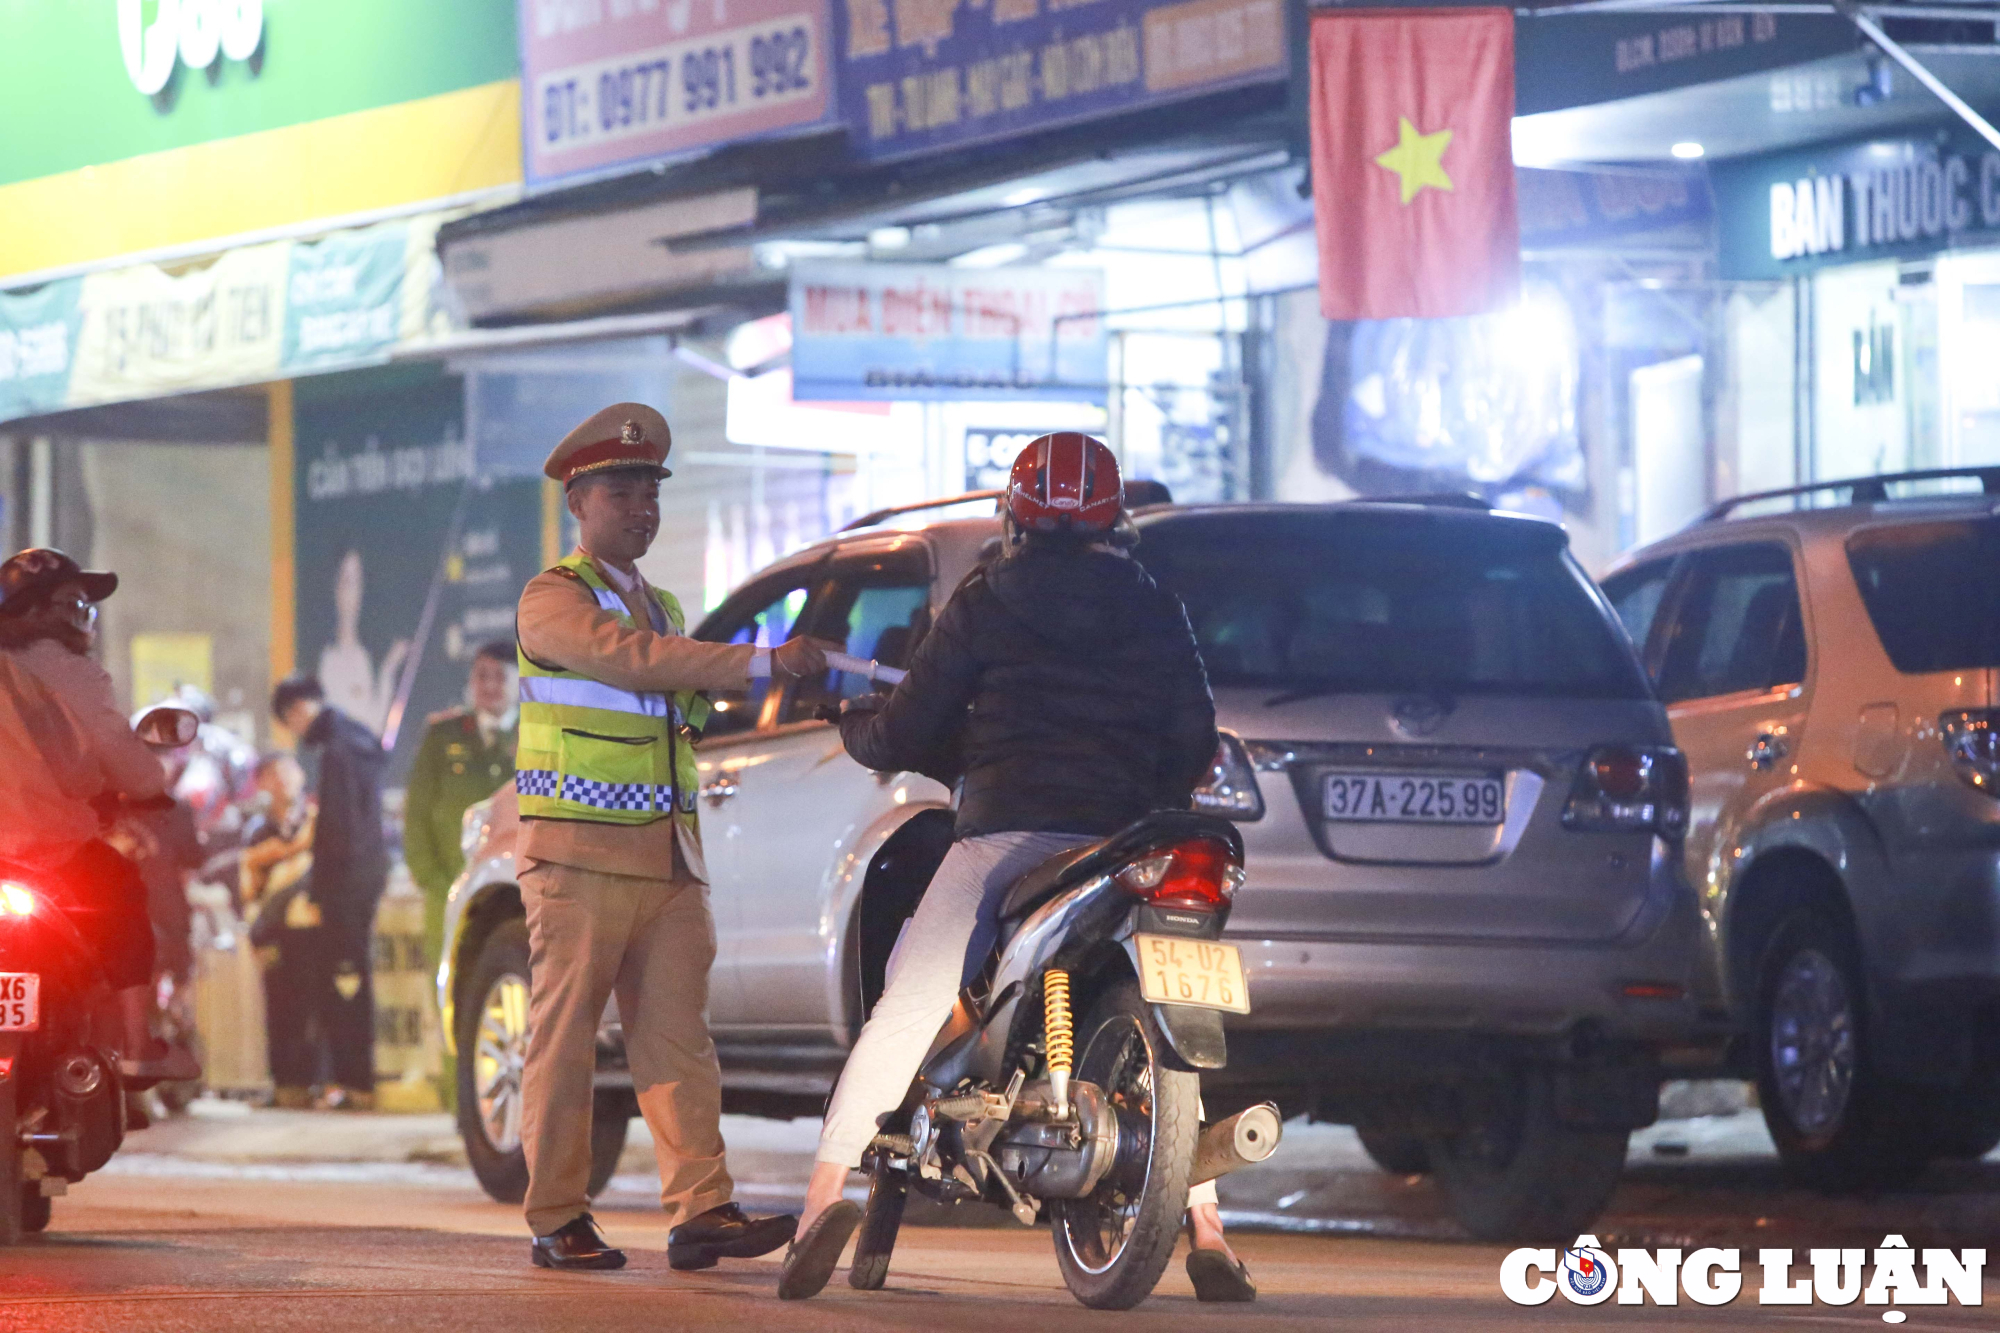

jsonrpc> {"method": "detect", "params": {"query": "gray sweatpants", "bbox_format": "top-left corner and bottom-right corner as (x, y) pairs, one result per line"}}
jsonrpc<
(815, 830), (1220, 1207)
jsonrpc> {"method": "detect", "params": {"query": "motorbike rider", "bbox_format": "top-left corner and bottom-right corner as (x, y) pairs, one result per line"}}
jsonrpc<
(0, 548), (200, 1084)
(781, 434), (1254, 1302)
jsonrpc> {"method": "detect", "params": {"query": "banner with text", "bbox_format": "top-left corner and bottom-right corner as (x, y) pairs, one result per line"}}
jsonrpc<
(789, 262), (1106, 401)
(837, 0), (1287, 160)
(0, 215), (451, 427)
(520, 0), (835, 186)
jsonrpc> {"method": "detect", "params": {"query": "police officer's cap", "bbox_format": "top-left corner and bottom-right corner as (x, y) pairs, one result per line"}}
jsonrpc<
(545, 403), (672, 487)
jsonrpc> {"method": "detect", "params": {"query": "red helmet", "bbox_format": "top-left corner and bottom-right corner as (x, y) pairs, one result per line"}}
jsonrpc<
(1006, 432), (1122, 535)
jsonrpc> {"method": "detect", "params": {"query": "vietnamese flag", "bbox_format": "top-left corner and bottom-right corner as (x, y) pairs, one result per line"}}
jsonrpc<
(1309, 9), (1520, 320)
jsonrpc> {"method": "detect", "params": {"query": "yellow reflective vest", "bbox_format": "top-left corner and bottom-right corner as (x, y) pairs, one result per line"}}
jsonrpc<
(515, 554), (711, 829)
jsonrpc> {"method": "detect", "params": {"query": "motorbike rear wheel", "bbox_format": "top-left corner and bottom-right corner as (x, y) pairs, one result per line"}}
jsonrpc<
(0, 1062), (20, 1246)
(1049, 979), (1199, 1310)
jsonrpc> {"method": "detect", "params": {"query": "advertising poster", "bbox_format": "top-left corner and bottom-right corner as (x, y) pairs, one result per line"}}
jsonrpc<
(294, 365), (542, 782)
(836, 0), (1287, 160)
(283, 223), (411, 371)
(521, 0), (835, 186)
(789, 261), (1107, 401)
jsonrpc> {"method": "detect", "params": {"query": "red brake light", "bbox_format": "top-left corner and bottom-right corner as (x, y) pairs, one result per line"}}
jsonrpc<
(0, 883), (35, 917)
(1590, 749), (1647, 801)
(1117, 838), (1243, 909)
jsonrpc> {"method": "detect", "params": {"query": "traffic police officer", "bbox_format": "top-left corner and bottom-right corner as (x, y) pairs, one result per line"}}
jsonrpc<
(513, 403), (830, 1272)
(404, 639), (518, 970)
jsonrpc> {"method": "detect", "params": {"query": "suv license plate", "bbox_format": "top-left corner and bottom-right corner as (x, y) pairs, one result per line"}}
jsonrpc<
(1322, 771), (1504, 825)
(1134, 935), (1251, 1014)
(0, 974), (38, 1031)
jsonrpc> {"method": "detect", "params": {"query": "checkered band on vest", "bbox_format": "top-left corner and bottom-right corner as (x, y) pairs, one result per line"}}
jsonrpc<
(516, 769), (560, 799)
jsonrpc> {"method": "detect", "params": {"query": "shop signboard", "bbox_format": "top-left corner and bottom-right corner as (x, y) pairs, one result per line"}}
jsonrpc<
(789, 261), (1106, 401)
(0, 0), (520, 282)
(0, 280), (86, 423)
(1712, 124), (2000, 280)
(836, 0), (1287, 160)
(1514, 10), (1856, 116)
(294, 366), (543, 778)
(0, 216), (450, 427)
(520, 0), (835, 187)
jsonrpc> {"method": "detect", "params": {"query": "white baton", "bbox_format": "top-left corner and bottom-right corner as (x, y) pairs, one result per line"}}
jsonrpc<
(750, 650), (907, 685)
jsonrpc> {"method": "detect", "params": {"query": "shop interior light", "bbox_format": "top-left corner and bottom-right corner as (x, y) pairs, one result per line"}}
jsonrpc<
(1670, 141), (1705, 159)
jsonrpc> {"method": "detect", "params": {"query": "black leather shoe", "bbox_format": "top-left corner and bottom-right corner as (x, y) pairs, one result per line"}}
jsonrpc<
(530, 1214), (627, 1271)
(667, 1202), (797, 1271)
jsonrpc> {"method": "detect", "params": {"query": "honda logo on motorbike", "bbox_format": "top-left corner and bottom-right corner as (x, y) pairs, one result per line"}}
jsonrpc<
(120, 0), (264, 97)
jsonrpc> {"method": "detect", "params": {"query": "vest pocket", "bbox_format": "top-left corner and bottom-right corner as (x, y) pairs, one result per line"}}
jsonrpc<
(557, 728), (660, 808)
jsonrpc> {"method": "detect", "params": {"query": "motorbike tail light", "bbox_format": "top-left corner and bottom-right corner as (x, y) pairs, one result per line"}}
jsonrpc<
(1191, 732), (1265, 821)
(0, 882), (35, 916)
(1117, 838), (1245, 910)
(1562, 745), (1688, 837)
(1940, 710), (2000, 794)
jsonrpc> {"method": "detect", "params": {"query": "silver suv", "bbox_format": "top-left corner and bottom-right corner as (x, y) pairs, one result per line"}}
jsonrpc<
(1602, 466), (2000, 1190)
(442, 496), (1702, 1240)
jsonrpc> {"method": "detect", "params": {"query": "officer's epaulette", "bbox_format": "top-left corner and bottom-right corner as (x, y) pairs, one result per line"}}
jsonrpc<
(547, 565), (585, 583)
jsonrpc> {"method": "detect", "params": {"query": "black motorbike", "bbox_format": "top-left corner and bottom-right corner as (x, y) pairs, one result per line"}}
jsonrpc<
(850, 810), (1282, 1309)
(0, 705), (198, 1244)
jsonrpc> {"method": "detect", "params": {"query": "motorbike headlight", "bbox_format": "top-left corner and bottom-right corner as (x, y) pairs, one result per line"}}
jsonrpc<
(1191, 732), (1265, 821)
(0, 882), (36, 916)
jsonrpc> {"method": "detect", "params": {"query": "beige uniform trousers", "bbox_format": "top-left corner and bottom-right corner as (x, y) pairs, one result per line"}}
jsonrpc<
(518, 852), (734, 1236)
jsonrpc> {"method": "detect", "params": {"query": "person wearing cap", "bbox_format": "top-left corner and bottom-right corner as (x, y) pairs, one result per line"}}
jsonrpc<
(0, 548), (200, 1084)
(513, 403), (834, 1273)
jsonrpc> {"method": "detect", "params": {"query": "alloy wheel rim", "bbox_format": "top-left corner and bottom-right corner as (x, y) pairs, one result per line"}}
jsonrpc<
(474, 972), (531, 1153)
(1769, 946), (1856, 1138)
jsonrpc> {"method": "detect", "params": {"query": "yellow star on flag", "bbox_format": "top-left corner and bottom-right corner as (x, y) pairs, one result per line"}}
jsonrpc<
(1374, 116), (1454, 204)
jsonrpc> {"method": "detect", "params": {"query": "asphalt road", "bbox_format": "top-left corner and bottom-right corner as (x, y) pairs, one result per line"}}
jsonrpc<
(3, 1097), (1997, 1330)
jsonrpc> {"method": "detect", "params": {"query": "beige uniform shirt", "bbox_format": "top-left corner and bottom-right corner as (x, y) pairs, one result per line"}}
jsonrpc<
(514, 549), (754, 882)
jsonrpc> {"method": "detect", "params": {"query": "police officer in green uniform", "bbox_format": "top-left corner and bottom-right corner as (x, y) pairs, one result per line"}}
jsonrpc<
(403, 639), (518, 970)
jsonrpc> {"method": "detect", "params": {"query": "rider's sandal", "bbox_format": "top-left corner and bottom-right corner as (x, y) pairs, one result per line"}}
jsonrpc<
(777, 1201), (861, 1301)
(1187, 1248), (1257, 1302)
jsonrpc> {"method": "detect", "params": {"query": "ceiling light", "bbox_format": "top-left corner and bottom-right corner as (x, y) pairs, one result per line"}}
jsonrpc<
(1670, 141), (1705, 160)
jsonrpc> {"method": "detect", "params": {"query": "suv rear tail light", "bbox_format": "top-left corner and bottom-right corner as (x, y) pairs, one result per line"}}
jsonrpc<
(1191, 732), (1264, 820)
(1117, 838), (1246, 910)
(1562, 746), (1688, 837)
(1940, 710), (2000, 794)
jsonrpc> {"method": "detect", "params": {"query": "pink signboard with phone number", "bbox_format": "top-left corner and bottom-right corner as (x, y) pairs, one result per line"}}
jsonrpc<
(520, 0), (833, 186)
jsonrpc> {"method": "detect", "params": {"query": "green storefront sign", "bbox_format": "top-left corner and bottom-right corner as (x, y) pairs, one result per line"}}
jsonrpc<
(0, 0), (521, 191)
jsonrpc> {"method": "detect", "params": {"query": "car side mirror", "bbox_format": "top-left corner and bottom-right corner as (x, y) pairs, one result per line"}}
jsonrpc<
(135, 706), (200, 750)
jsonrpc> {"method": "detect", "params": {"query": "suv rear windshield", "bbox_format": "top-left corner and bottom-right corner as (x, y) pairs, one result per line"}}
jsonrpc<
(1138, 512), (1649, 699)
(1847, 519), (2000, 673)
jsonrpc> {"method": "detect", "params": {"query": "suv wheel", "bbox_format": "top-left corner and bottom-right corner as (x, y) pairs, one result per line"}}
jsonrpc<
(1753, 910), (1928, 1190)
(456, 918), (629, 1205)
(1424, 1064), (1628, 1242)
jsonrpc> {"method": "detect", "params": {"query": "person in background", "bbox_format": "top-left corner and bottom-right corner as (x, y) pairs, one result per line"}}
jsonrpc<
(269, 674), (388, 1111)
(0, 547), (200, 1084)
(240, 752), (316, 1108)
(403, 638), (518, 972)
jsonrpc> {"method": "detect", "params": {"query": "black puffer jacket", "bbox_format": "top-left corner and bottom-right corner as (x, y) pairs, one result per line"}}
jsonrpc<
(839, 542), (1217, 839)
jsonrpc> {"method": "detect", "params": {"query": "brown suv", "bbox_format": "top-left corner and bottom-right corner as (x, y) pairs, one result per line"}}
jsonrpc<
(1602, 467), (2000, 1188)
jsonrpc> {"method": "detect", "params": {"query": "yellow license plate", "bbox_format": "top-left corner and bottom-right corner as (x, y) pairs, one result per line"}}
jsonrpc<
(1134, 935), (1250, 1014)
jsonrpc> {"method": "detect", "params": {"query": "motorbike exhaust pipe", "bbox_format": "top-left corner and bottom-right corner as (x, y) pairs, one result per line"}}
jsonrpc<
(1189, 1102), (1283, 1187)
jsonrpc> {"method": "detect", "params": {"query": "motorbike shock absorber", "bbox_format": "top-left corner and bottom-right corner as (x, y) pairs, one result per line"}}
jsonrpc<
(1043, 968), (1073, 1119)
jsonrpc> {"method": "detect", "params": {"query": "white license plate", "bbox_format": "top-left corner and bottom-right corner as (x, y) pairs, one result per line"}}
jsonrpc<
(0, 973), (38, 1031)
(1134, 935), (1250, 1014)
(1322, 771), (1505, 825)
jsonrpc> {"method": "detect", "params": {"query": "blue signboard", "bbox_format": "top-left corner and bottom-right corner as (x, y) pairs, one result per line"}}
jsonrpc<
(836, 0), (1288, 160)
(790, 261), (1108, 401)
